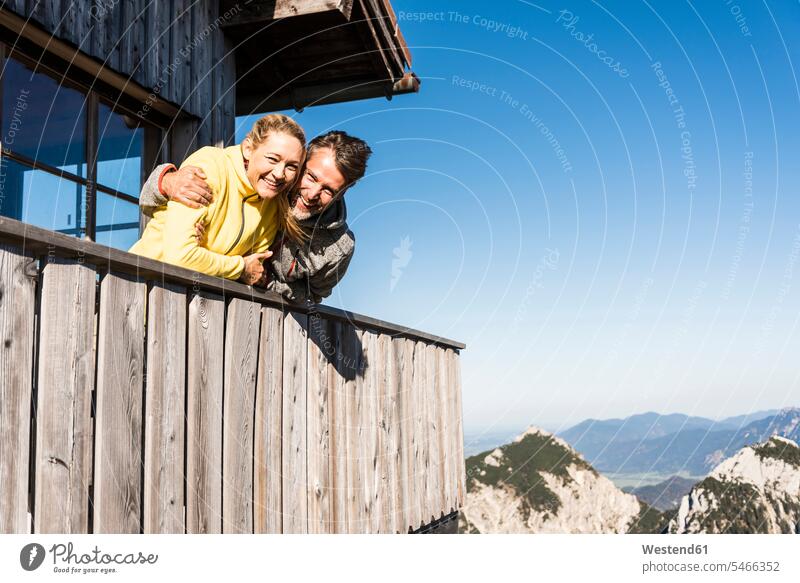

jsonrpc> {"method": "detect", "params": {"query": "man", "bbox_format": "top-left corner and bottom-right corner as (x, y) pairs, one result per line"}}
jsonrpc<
(140, 131), (371, 304)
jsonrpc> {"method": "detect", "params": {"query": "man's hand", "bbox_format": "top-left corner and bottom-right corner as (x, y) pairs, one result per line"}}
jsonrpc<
(161, 166), (213, 208)
(239, 252), (273, 286)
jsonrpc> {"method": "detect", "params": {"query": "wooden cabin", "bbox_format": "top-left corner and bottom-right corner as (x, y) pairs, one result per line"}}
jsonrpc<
(0, 1), (465, 534)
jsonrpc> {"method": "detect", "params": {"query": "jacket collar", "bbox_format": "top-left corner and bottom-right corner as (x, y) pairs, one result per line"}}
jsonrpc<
(299, 196), (348, 232)
(227, 145), (257, 196)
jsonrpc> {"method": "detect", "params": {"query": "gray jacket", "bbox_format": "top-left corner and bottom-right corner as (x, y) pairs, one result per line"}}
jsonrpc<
(139, 164), (355, 304)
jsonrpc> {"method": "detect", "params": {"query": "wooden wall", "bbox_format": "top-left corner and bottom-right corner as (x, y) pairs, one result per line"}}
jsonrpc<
(0, 237), (465, 534)
(4, 1), (236, 152)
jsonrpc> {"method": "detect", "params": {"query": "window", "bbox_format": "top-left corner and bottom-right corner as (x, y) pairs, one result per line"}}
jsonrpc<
(0, 45), (161, 250)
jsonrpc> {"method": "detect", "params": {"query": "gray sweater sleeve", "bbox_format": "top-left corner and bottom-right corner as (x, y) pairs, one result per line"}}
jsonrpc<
(266, 246), (354, 305)
(266, 277), (314, 305)
(309, 245), (354, 303)
(139, 163), (173, 217)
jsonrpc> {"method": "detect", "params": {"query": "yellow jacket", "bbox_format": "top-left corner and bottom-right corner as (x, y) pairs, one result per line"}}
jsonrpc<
(129, 145), (278, 280)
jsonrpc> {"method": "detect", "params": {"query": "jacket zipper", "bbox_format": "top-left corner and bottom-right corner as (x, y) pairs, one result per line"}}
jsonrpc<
(225, 193), (259, 255)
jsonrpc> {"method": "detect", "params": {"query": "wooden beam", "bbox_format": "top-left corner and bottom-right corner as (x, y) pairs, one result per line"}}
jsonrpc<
(221, 0), (354, 27)
(237, 73), (419, 115)
(353, 0), (393, 82)
(361, 0), (404, 75)
(377, 0), (411, 66)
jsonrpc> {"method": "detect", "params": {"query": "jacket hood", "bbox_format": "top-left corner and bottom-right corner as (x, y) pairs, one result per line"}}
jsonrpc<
(298, 196), (348, 233)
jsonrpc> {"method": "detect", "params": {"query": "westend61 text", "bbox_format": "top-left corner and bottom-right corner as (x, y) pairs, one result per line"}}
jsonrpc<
(642, 544), (708, 555)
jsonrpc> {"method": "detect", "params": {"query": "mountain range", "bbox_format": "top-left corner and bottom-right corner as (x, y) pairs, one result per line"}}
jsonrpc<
(558, 408), (798, 475)
(460, 425), (800, 534)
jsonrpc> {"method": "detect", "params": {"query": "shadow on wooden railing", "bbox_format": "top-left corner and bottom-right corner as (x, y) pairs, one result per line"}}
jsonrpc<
(0, 215), (465, 534)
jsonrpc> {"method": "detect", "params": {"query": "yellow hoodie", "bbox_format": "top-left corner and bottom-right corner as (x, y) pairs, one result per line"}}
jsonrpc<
(129, 145), (278, 280)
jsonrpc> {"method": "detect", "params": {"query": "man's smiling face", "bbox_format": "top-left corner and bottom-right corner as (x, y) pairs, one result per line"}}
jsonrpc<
(292, 147), (347, 220)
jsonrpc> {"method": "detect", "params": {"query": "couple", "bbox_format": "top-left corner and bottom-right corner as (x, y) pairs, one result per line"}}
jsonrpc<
(130, 114), (371, 303)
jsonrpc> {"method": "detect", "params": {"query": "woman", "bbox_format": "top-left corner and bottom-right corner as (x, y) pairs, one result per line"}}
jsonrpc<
(130, 114), (306, 285)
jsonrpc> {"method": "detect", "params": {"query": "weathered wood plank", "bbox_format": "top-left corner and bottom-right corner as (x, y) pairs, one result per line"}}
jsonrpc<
(44, 0), (60, 35)
(169, 118), (199, 166)
(93, 272), (146, 534)
(186, 291), (225, 534)
(254, 305), (283, 534)
(397, 337), (415, 532)
(152, 0), (172, 96)
(98, 0), (123, 72)
(450, 349), (466, 508)
(27, 0), (54, 31)
(329, 321), (350, 533)
(143, 283), (187, 533)
(379, 333), (400, 533)
(358, 330), (380, 532)
(169, 0), (192, 107)
(424, 342), (442, 522)
(364, 0), (405, 73)
(307, 313), (333, 533)
(353, 330), (371, 532)
(34, 258), (96, 534)
(411, 340), (429, 528)
(344, 327), (364, 533)
(120, 0), (147, 84)
(60, 0), (80, 49)
(0, 245), (36, 533)
(221, 298), (261, 533)
(211, 30), (236, 147)
(282, 311), (308, 533)
(131, 0), (151, 87)
(5, 1), (26, 17)
(436, 346), (452, 514)
(186, 1), (201, 118)
(189, 0), (209, 126)
(370, 332), (386, 533)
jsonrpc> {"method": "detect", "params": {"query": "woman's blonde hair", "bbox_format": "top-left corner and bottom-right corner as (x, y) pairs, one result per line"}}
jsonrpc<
(245, 114), (307, 243)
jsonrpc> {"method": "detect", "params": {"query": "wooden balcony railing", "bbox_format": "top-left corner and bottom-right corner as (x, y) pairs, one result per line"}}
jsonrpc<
(0, 215), (465, 534)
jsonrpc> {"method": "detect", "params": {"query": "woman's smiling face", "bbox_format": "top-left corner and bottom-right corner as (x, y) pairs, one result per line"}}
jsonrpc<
(242, 131), (304, 199)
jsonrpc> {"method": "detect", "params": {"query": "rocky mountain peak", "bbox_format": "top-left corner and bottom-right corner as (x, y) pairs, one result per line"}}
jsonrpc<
(669, 436), (800, 533)
(461, 425), (663, 533)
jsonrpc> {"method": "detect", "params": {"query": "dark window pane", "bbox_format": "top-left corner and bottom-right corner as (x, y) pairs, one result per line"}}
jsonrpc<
(95, 191), (140, 250)
(97, 102), (143, 197)
(0, 156), (85, 235)
(1, 55), (87, 175)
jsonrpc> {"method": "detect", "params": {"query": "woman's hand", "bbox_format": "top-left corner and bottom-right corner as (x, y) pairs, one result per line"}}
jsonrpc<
(239, 252), (273, 286)
(162, 166), (214, 208)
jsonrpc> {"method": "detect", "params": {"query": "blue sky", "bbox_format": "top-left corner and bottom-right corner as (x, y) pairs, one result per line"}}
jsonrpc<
(238, 0), (800, 434)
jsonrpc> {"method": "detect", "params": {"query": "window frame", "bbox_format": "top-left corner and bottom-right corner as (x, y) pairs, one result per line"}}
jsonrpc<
(0, 41), (163, 243)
